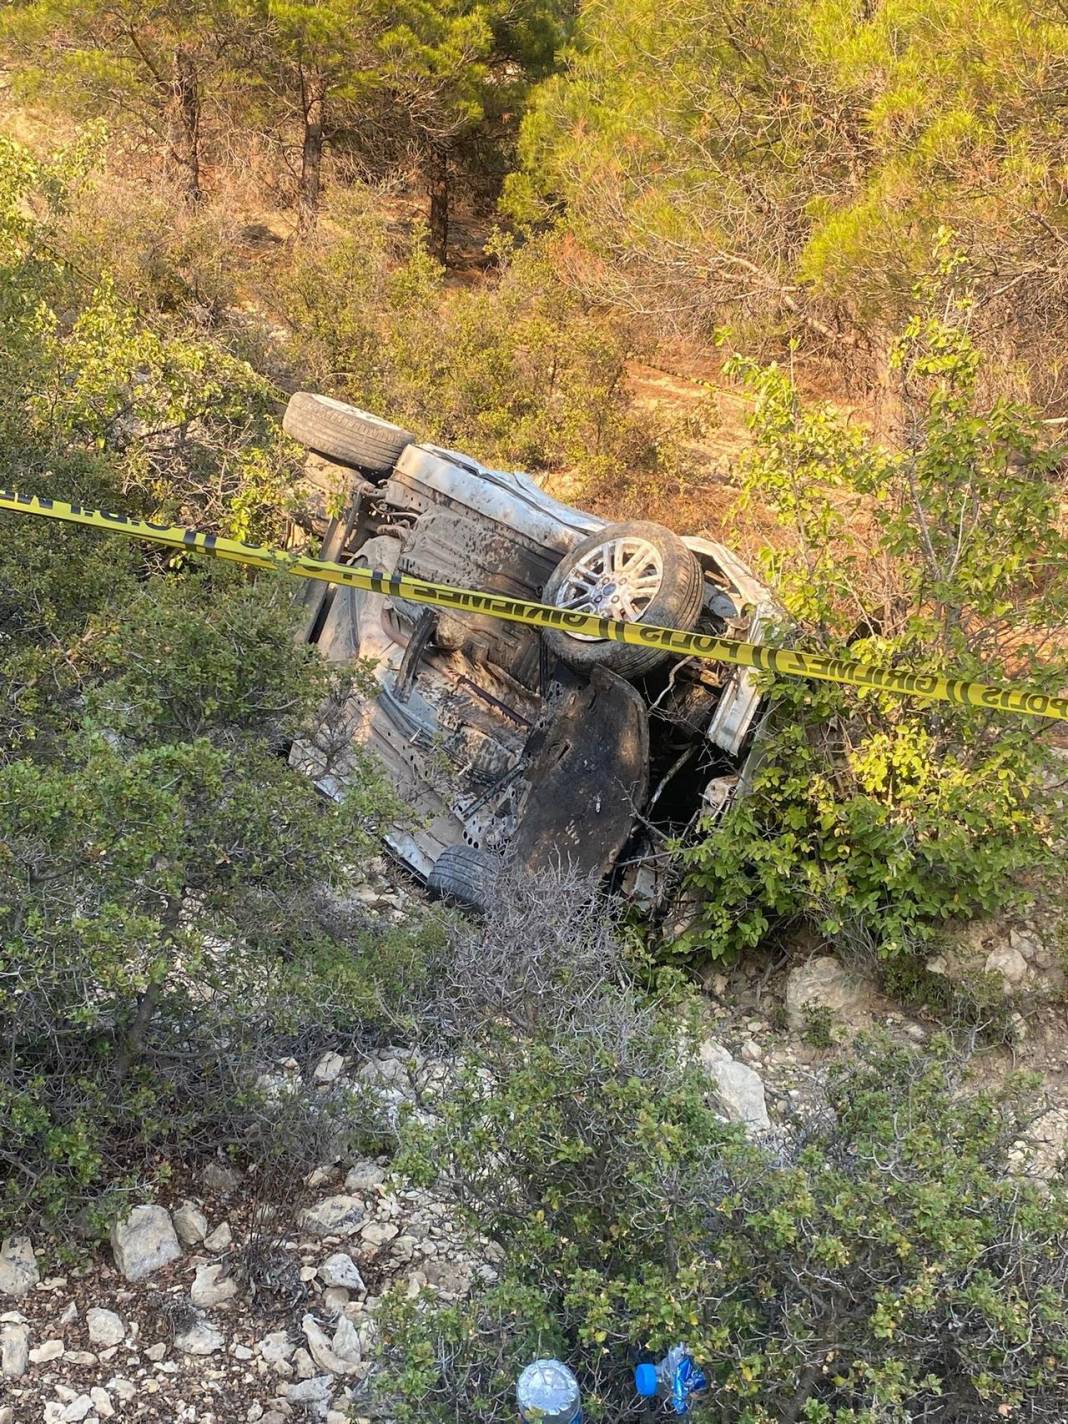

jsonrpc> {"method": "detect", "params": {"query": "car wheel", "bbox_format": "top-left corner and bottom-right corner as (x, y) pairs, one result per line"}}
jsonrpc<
(426, 844), (498, 914)
(283, 392), (415, 478)
(542, 521), (705, 679)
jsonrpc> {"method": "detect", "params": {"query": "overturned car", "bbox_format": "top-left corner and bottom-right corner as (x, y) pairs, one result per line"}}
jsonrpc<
(285, 392), (780, 912)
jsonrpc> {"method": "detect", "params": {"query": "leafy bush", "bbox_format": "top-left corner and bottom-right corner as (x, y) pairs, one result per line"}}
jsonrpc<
(0, 563), (410, 1231)
(681, 274), (1067, 966)
(274, 194), (670, 488)
(0, 133), (440, 1236)
(386, 917), (1068, 1423)
(0, 133), (298, 541)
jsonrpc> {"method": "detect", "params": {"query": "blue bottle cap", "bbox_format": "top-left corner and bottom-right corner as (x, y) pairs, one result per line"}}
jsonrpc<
(635, 1362), (659, 1397)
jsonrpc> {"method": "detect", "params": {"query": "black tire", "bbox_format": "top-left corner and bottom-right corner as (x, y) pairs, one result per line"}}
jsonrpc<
(542, 521), (705, 679)
(426, 844), (497, 914)
(283, 392), (414, 478)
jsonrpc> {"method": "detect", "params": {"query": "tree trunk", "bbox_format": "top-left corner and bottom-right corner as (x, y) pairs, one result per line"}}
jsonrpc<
(114, 978), (164, 1083)
(298, 69), (326, 232)
(168, 48), (202, 202)
(427, 145), (449, 265)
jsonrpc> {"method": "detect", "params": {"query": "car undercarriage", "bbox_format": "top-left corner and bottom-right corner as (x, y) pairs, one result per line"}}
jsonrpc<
(284, 393), (781, 913)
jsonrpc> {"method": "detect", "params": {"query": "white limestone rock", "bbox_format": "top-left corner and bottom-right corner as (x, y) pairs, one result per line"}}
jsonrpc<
(984, 945), (1029, 992)
(171, 1201), (209, 1247)
(85, 1308), (125, 1347)
(174, 1319), (225, 1356)
(109, 1206), (181, 1282)
(90, 1388), (114, 1420)
(258, 1330), (296, 1366)
(0, 1321), (29, 1378)
(203, 1220), (233, 1252)
(314, 1052), (345, 1084)
(190, 1263), (237, 1309)
(698, 1040), (771, 1135)
(318, 1254), (365, 1292)
(359, 1220), (397, 1247)
(0, 1236), (38, 1298)
(29, 1338), (64, 1364)
(298, 1196), (364, 1239)
(301, 1314), (360, 1376)
(343, 1162), (386, 1194)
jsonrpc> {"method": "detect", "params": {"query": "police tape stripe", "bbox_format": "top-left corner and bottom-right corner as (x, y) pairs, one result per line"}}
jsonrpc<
(3, 488), (1067, 724)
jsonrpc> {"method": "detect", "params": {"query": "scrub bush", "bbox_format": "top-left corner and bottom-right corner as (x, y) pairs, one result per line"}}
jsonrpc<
(274, 197), (670, 489)
(682, 269), (1067, 967)
(0, 565), (412, 1234)
(386, 1012), (1068, 1423)
(0, 135), (430, 1236)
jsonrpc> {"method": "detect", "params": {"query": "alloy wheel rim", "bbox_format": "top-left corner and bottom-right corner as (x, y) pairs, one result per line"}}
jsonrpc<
(552, 536), (664, 641)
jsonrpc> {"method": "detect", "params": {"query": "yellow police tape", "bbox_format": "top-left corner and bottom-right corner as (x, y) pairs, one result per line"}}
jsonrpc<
(3, 487), (1067, 724)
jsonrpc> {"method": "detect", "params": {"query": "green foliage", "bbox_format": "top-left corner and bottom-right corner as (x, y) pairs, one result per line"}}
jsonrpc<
(0, 133), (427, 1234)
(681, 286), (1067, 965)
(388, 1002), (1068, 1422)
(510, 0), (1068, 391)
(0, 0), (241, 199)
(800, 1002), (837, 1049)
(0, 134), (298, 540)
(0, 562), (402, 1232)
(276, 205), (666, 485)
(1, 0), (573, 246)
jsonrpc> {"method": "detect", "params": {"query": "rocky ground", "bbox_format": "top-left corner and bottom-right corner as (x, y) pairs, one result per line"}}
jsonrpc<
(0, 1097), (490, 1424)
(2, 887), (1065, 1424)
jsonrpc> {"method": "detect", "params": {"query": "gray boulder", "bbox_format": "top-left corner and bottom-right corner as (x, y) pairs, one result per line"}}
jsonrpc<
(298, 1196), (364, 1238)
(174, 1319), (225, 1356)
(314, 1051), (345, 1084)
(287, 1374), (335, 1420)
(258, 1329), (296, 1366)
(343, 1161), (385, 1194)
(698, 1041), (770, 1134)
(171, 1201), (208, 1246)
(1, 1321), (29, 1378)
(301, 1314), (360, 1376)
(318, 1253), (365, 1292)
(984, 945), (1029, 992)
(0, 1236), (38, 1297)
(190, 1263), (237, 1309)
(201, 1160), (241, 1193)
(85, 1307), (126, 1347)
(110, 1205), (182, 1282)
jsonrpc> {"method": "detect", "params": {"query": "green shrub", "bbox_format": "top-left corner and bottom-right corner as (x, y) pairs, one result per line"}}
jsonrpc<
(0, 134), (434, 1235)
(387, 1008), (1068, 1422)
(507, 0), (1068, 399)
(681, 272), (1067, 966)
(274, 197), (669, 488)
(0, 562), (413, 1232)
(0, 133), (300, 543)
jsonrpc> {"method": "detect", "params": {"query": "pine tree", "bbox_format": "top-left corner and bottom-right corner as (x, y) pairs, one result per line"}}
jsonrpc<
(1, 0), (242, 200)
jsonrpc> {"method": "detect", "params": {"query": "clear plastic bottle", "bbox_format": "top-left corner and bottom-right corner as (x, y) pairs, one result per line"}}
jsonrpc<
(634, 1345), (708, 1414)
(517, 1358), (582, 1423)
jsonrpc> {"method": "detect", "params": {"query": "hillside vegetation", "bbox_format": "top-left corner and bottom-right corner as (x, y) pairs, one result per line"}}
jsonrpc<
(1, 3), (1067, 1421)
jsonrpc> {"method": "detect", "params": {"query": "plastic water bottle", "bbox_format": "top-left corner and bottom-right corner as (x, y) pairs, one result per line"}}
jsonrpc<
(635, 1345), (708, 1414)
(517, 1358), (582, 1422)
